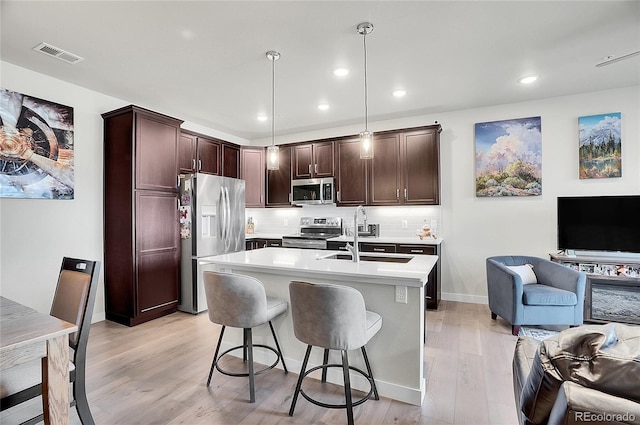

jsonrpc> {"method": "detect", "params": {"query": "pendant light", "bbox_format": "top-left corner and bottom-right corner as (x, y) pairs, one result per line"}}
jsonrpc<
(266, 50), (280, 170)
(357, 22), (374, 159)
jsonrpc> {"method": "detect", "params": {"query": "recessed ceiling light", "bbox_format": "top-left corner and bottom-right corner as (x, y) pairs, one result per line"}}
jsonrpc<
(257, 114), (268, 122)
(392, 89), (407, 98)
(518, 74), (539, 84)
(333, 67), (349, 77)
(317, 103), (330, 111)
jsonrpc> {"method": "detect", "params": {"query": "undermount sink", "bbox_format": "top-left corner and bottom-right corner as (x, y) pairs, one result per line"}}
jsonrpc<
(320, 253), (414, 263)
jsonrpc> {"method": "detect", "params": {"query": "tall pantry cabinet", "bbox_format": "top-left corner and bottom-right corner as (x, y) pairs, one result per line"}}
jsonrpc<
(102, 105), (183, 326)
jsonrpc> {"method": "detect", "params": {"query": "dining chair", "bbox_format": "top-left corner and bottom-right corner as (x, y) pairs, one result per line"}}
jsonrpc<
(0, 257), (101, 425)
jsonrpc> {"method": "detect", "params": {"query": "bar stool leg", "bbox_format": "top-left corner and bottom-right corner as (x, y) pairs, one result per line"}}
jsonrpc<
(321, 349), (329, 382)
(246, 328), (255, 403)
(268, 321), (288, 373)
(341, 350), (354, 425)
(289, 344), (312, 416)
(207, 325), (226, 387)
(361, 346), (379, 400)
(243, 328), (248, 362)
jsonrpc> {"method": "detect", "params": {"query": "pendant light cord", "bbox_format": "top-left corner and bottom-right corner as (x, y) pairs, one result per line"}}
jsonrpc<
(271, 56), (275, 147)
(363, 31), (368, 132)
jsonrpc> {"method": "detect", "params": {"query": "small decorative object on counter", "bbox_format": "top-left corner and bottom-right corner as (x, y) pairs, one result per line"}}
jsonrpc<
(246, 216), (255, 234)
(417, 219), (431, 240)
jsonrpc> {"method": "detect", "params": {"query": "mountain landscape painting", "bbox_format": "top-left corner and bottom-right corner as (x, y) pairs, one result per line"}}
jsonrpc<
(578, 112), (621, 179)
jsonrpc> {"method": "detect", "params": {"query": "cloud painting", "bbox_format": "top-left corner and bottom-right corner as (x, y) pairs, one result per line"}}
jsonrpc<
(475, 116), (541, 197)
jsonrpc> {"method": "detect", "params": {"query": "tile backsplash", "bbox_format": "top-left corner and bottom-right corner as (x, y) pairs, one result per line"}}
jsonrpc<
(245, 205), (442, 238)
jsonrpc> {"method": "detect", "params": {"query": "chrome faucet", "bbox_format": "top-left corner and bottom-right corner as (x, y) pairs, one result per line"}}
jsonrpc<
(345, 205), (366, 262)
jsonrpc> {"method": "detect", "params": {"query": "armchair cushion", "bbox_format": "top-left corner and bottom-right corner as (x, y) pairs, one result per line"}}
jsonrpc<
(522, 284), (577, 306)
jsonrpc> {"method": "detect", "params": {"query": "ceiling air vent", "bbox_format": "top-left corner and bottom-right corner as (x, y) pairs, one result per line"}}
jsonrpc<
(33, 42), (84, 64)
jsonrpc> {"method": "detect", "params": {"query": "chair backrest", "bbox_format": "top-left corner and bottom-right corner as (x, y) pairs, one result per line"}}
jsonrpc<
(203, 271), (268, 328)
(289, 281), (368, 351)
(50, 257), (100, 356)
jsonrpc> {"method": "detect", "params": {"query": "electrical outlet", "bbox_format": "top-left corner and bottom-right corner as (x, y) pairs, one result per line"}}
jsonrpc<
(395, 285), (408, 303)
(402, 219), (408, 229)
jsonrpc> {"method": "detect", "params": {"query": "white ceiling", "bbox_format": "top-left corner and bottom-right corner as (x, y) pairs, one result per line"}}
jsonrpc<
(1, 1), (639, 141)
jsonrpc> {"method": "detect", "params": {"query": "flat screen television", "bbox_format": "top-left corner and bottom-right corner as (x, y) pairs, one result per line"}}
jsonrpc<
(557, 195), (640, 254)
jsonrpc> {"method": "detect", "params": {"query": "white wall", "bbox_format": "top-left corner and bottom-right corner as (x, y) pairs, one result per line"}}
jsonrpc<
(0, 61), (247, 321)
(1, 60), (638, 321)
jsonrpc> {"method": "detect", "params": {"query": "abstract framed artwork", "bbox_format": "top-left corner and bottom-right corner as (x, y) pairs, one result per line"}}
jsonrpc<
(475, 116), (542, 197)
(578, 112), (621, 179)
(0, 88), (74, 199)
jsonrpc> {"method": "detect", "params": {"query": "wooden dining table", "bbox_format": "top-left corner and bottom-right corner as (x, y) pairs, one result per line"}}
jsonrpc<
(0, 296), (77, 425)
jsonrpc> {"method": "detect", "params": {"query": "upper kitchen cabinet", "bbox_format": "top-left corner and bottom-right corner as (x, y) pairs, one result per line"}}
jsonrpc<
(293, 141), (334, 179)
(266, 145), (292, 207)
(222, 144), (240, 178)
(241, 147), (265, 207)
(178, 130), (220, 175)
(102, 105), (182, 326)
(369, 125), (441, 206)
(335, 137), (368, 206)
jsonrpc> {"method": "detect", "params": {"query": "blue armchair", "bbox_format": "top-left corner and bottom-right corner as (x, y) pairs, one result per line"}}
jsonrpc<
(486, 256), (586, 336)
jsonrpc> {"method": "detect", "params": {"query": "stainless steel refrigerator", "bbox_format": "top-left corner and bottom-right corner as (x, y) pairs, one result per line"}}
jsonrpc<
(178, 173), (245, 313)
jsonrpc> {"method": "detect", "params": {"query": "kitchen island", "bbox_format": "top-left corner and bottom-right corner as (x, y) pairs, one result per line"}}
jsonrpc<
(200, 247), (437, 406)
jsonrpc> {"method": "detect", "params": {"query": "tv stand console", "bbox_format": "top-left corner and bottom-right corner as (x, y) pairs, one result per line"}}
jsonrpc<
(550, 252), (640, 325)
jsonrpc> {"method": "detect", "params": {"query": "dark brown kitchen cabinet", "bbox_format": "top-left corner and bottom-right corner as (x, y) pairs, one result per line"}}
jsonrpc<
(266, 146), (292, 207)
(179, 130), (221, 175)
(241, 147), (265, 207)
(222, 144), (240, 178)
(369, 125), (441, 206)
(397, 244), (441, 310)
(178, 132), (197, 173)
(335, 137), (368, 206)
(293, 141), (334, 179)
(360, 243), (396, 253)
(246, 238), (282, 249)
(102, 105), (182, 326)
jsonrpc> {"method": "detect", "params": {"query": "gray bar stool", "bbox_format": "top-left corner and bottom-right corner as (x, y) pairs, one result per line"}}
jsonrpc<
(203, 271), (288, 403)
(288, 281), (381, 425)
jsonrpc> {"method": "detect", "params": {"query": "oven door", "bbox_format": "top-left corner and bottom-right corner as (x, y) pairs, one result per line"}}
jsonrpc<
(282, 235), (328, 249)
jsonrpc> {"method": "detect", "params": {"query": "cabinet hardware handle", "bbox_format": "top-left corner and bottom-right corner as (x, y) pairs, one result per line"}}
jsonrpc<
(411, 249), (423, 253)
(315, 164), (318, 174)
(192, 159), (196, 170)
(373, 248), (385, 252)
(308, 164), (312, 174)
(337, 191), (341, 202)
(198, 160), (202, 171)
(396, 189), (400, 200)
(404, 188), (408, 200)
(260, 194), (264, 203)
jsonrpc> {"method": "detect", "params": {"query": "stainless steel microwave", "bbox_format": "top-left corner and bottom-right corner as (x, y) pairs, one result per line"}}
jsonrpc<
(291, 177), (335, 205)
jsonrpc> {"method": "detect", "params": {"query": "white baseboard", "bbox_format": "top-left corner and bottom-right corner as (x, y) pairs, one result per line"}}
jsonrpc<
(442, 292), (488, 305)
(91, 312), (106, 323)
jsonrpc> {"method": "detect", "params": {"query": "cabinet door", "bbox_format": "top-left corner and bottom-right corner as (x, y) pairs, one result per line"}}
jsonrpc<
(403, 128), (440, 205)
(397, 244), (440, 310)
(293, 144), (313, 179)
(222, 144), (240, 178)
(136, 191), (179, 313)
(369, 133), (402, 205)
(313, 142), (334, 177)
(178, 132), (196, 173)
(335, 138), (368, 205)
(241, 148), (265, 207)
(266, 146), (292, 207)
(136, 113), (179, 191)
(327, 241), (349, 251)
(196, 138), (221, 175)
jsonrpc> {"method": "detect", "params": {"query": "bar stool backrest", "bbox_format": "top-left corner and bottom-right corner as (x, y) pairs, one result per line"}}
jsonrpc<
(204, 271), (268, 328)
(289, 281), (368, 351)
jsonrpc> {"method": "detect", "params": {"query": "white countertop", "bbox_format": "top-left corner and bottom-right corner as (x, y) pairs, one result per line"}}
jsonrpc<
(246, 233), (443, 245)
(200, 247), (437, 287)
(245, 233), (285, 240)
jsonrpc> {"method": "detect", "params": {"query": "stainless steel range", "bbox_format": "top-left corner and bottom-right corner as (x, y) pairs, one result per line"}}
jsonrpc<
(282, 217), (343, 249)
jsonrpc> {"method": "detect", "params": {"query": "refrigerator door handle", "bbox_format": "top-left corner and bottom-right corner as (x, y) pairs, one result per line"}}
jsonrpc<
(219, 186), (226, 243)
(224, 186), (232, 251)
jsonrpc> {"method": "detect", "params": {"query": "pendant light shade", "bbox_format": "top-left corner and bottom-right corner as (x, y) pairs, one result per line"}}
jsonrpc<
(357, 22), (374, 159)
(266, 50), (280, 170)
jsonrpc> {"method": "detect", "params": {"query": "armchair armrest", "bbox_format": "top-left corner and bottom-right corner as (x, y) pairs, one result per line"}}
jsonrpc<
(487, 258), (525, 324)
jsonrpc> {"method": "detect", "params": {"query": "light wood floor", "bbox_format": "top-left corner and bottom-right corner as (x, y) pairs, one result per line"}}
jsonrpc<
(1, 301), (520, 425)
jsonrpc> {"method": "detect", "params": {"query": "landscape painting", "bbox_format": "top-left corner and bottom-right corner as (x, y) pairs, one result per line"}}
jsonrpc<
(475, 116), (542, 197)
(578, 112), (621, 179)
(0, 88), (74, 199)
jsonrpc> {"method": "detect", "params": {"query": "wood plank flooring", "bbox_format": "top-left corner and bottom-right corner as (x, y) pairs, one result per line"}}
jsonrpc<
(1, 301), (520, 425)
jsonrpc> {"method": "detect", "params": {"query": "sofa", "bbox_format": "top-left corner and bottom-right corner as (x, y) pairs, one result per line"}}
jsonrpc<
(513, 323), (640, 425)
(487, 255), (586, 336)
